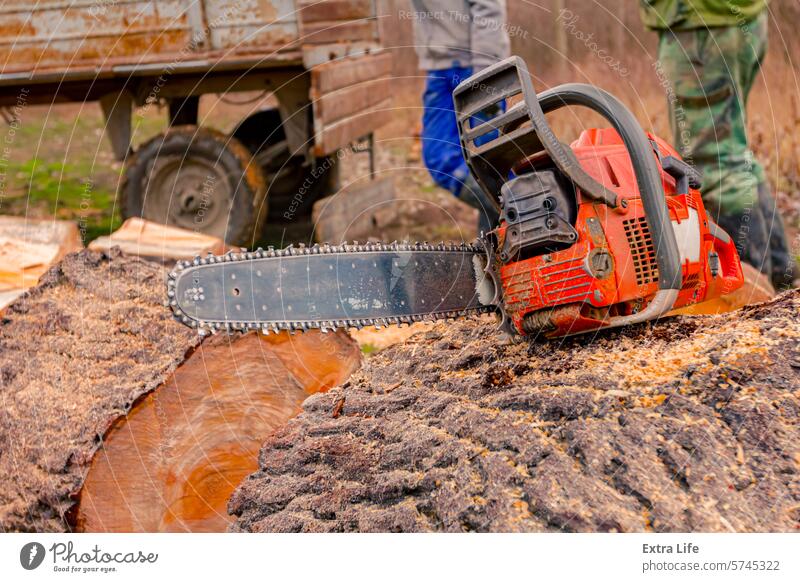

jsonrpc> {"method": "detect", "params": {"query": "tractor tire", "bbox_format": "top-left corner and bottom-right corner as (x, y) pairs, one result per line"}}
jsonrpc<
(121, 126), (267, 246)
(231, 109), (338, 225)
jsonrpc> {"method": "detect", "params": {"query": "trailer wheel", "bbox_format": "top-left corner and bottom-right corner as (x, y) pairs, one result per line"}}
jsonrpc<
(121, 126), (267, 246)
(231, 109), (337, 224)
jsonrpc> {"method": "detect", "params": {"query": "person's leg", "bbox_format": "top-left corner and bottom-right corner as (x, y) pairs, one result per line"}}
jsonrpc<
(657, 23), (772, 275)
(757, 180), (796, 287)
(740, 14), (797, 287)
(421, 67), (500, 232)
(421, 68), (473, 195)
(459, 174), (498, 234)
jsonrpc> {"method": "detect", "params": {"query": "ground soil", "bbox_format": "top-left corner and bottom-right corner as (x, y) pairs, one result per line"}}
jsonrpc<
(230, 293), (800, 532)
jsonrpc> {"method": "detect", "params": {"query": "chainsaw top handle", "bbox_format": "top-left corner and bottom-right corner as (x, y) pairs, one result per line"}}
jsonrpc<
(452, 56), (683, 299)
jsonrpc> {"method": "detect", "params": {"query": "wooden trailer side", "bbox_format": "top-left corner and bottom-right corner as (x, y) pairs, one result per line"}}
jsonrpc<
(0, 1), (302, 81)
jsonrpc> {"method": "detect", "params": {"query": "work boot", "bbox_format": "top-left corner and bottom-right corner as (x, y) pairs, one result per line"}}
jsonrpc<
(459, 174), (500, 235)
(757, 182), (798, 289)
(714, 205), (772, 278)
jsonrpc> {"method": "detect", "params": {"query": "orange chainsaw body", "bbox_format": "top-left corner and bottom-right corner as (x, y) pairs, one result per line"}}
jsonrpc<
(497, 128), (744, 338)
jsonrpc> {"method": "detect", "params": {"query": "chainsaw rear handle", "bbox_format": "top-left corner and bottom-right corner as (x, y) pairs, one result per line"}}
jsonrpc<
(660, 154), (702, 195)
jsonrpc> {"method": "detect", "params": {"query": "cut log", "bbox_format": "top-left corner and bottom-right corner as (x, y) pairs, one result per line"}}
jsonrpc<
(0, 216), (82, 305)
(88, 217), (227, 262)
(230, 292), (800, 532)
(76, 330), (359, 532)
(0, 249), (361, 532)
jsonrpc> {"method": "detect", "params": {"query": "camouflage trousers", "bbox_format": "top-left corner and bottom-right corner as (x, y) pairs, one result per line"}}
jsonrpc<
(657, 12), (795, 286)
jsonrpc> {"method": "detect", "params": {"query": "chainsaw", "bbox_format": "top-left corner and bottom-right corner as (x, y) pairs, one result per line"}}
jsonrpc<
(167, 56), (744, 339)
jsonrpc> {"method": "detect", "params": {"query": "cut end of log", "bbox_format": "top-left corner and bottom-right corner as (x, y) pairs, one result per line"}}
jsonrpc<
(87, 217), (230, 262)
(75, 331), (360, 533)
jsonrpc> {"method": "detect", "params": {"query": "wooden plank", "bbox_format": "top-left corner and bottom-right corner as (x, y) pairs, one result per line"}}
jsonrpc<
(0, 238), (60, 291)
(205, 0), (298, 51)
(312, 177), (396, 243)
(309, 54), (394, 153)
(300, 19), (377, 45)
(312, 52), (392, 94)
(0, 216), (82, 292)
(300, 40), (381, 69)
(0, 1), (194, 75)
(0, 289), (24, 312)
(314, 99), (392, 155)
(317, 76), (392, 125)
(0, 0), (305, 84)
(88, 217), (228, 262)
(298, 0), (373, 23)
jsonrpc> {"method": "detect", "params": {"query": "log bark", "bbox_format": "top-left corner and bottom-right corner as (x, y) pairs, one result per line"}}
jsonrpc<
(0, 248), (361, 532)
(230, 292), (800, 533)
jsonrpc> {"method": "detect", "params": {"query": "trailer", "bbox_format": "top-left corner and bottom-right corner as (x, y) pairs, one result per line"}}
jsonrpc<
(0, 0), (394, 244)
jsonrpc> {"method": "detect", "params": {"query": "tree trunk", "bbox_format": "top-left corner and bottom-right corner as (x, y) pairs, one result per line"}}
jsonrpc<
(230, 292), (800, 532)
(0, 249), (361, 532)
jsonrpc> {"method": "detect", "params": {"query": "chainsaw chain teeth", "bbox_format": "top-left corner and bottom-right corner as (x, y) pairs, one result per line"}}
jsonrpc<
(166, 240), (494, 336)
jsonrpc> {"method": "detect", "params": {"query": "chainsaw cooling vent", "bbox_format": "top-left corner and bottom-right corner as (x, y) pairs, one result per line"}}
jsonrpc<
(623, 216), (658, 285)
(682, 272), (700, 290)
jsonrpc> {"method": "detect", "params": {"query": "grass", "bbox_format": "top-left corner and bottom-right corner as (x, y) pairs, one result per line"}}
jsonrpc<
(0, 102), (126, 243)
(5, 158), (122, 242)
(360, 343), (379, 356)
